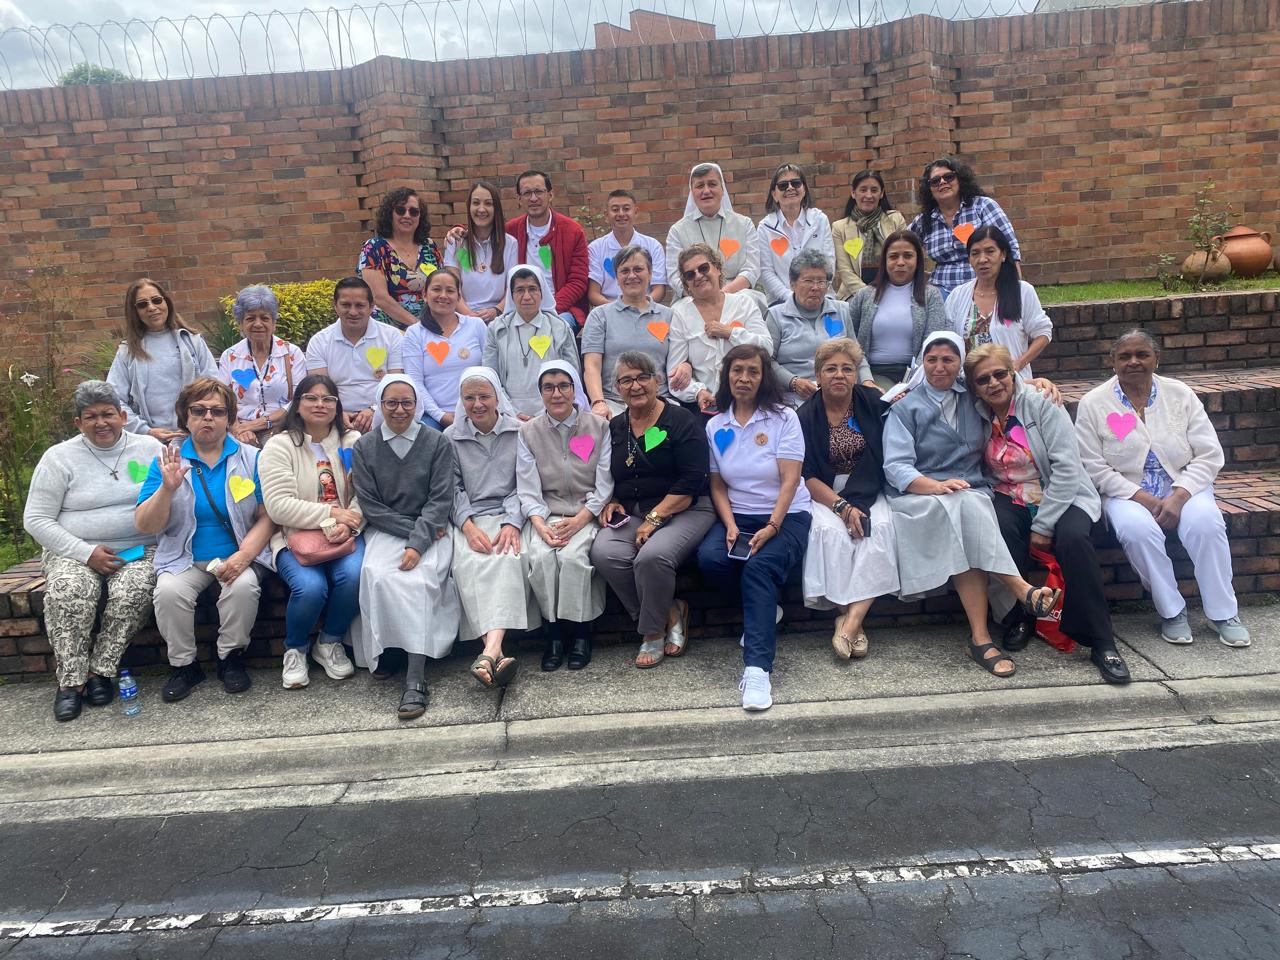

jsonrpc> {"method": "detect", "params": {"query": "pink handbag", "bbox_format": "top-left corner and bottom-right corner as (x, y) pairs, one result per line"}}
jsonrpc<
(287, 444), (358, 566)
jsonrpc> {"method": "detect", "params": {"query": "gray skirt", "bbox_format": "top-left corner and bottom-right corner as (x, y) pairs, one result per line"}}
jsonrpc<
(357, 528), (459, 661)
(452, 514), (541, 640)
(889, 488), (1018, 598)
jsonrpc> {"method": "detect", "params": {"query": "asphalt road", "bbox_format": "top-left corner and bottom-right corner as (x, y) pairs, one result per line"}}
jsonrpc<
(3, 739), (1280, 959)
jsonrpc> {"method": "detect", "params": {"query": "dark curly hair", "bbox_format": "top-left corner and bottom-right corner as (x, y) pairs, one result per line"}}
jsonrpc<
(915, 157), (986, 221)
(374, 187), (431, 245)
(714, 344), (787, 415)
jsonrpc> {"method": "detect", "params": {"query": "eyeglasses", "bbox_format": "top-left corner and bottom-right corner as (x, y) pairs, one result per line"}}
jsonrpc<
(393, 205), (421, 217)
(616, 373), (655, 388)
(300, 393), (338, 406)
(796, 277), (829, 288)
(380, 398), (416, 410)
(775, 178), (804, 191)
(519, 188), (548, 199)
(134, 296), (165, 311)
(972, 368), (1012, 388)
(928, 172), (958, 188)
(539, 381), (575, 395)
(188, 405), (228, 419)
(681, 262), (714, 282)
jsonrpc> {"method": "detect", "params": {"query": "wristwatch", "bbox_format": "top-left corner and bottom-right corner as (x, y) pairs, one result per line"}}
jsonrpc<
(644, 510), (666, 528)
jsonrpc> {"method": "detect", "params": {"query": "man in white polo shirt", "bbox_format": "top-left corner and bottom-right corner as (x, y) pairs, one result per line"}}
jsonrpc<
(587, 189), (667, 307)
(304, 277), (405, 433)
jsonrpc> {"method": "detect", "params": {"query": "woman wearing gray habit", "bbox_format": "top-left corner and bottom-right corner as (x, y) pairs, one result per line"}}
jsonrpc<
(445, 366), (539, 688)
(351, 374), (460, 720)
(482, 266), (579, 417)
(23, 381), (163, 721)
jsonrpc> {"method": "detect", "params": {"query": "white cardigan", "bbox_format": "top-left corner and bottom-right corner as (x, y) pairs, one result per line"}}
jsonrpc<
(945, 279), (1053, 379)
(259, 426), (364, 558)
(755, 208), (835, 304)
(1074, 374), (1224, 501)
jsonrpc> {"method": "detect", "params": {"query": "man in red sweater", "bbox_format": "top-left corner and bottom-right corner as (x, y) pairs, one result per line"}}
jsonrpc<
(506, 170), (590, 330)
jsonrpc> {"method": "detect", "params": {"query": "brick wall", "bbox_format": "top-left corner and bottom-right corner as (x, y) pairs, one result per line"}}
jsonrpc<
(1, 0), (1278, 356)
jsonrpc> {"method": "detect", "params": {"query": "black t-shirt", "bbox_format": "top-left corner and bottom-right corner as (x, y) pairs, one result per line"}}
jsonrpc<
(608, 401), (710, 515)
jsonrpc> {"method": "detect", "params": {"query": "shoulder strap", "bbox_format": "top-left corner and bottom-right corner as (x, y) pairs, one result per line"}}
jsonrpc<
(192, 463), (240, 545)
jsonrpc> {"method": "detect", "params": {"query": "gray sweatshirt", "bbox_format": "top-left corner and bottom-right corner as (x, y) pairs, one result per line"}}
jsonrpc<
(106, 329), (217, 432)
(23, 432), (164, 562)
(351, 427), (456, 554)
(444, 413), (525, 529)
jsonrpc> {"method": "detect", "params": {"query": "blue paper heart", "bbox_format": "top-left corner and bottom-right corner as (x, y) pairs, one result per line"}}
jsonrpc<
(822, 314), (842, 338)
(847, 416), (862, 433)
(230, 368), (258, 389)
(603, 257), (616, 279)
(713, 427), (735, 455)
(338, 448), (353, 471)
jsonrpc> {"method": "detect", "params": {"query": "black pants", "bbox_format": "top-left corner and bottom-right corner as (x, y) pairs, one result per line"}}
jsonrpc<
(993, 494), (1116, 651)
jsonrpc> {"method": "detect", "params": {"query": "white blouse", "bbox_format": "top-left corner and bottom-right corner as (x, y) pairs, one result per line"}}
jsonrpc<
(945, 279), (1053, 379)
(666, 292), (772, 403)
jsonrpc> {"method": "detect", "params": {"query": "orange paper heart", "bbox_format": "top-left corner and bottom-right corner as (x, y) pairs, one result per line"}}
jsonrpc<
(718, 238), (741, 259)
(769, 237), (789, 256)
(729, 321), (744, 330)
(952, 223), (975, 245)
(647, 321), (670, 342)
(425, 341), (450, 365)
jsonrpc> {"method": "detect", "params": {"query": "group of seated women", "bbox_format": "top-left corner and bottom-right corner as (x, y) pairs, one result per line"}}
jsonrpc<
(26, 312), (1249, 719)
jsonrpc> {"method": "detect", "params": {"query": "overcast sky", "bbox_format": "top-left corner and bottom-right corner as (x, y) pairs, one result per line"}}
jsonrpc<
(0, 0), (1038, 90)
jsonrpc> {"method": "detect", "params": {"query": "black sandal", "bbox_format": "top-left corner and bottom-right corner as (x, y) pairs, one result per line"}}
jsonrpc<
(1021, 586), (1061, 619)
(397, 681), (429, 720)
(967, 638), (1016, 678)
(493, 656), (518, 687)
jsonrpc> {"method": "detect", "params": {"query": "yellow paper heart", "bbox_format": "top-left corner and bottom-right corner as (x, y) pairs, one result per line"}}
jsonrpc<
(419, 263), (437, 277)
(228, 475), (256, 503)
(529, 335), (552, 359)
(365, 346), (388, 370)
(843, 237), (865, 260)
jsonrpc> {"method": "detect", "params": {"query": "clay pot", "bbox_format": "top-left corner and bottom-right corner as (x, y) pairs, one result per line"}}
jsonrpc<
(1181, 248), (1232, 282)
(1211, 226), (1274, 278)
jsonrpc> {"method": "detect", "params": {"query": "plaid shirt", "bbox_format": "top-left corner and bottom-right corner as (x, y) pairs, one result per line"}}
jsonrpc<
(909, 196), (1021, 294)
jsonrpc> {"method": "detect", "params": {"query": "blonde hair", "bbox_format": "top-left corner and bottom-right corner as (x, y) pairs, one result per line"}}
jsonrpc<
(814, 336), (866, 373)
(963, 342), (1016, 383)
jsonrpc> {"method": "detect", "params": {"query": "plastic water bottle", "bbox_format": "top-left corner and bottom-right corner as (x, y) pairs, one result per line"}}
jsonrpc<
(119, 670), (141, 717)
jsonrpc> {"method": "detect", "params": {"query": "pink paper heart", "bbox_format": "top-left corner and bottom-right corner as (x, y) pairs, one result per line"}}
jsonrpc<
(568, 435), (595, 462)
(1007, 424), (1030, 450)
(1106, 411), (1138, 441)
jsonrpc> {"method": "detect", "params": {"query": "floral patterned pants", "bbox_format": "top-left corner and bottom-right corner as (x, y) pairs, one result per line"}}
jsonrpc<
(41, 550), (156, 688)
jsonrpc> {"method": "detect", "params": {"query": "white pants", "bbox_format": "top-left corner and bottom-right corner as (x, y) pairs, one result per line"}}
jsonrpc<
(1103, 487), (1237, 621)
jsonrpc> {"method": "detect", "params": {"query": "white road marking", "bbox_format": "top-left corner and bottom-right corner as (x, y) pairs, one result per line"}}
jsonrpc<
(3, 842), (1279, 940)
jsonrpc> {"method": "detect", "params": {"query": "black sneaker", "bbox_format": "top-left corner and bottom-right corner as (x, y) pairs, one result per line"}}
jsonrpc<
(217, 650), (252, 694)
(162, 662), (206, 702)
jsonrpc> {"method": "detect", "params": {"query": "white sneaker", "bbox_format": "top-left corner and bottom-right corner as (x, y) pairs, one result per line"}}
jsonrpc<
(312, 641), (356, 680)
(739, 666), (772, 712)
(282, 647), (310, 688)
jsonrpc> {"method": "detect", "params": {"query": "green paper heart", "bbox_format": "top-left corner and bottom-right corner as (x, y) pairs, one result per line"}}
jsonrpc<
(456, 247), (472, 271)
(643, 426), (668, 452)
(127, 460), (149, 483)
(538, 246), (552, 271)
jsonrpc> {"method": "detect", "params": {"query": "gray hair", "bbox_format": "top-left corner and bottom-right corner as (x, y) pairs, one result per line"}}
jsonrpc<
(1109, 328), (1160, 357)
(232, 284), (280, 324)
(73, 380), (122, 416)
(613, 244), (652, 272)
(690, 163), (719, 180)
(789, 249), (834, 284)
(613, 351), (657, 380)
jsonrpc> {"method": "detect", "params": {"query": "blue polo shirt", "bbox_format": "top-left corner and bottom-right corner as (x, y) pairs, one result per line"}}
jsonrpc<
(137, 436), (262, 562)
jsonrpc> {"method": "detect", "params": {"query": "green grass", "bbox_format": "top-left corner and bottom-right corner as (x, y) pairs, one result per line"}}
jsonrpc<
(0, 539), (36, 572)
(1037, 272), (1280, 305)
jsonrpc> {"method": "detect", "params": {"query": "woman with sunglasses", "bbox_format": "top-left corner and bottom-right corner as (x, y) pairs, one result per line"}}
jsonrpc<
(517, 361), (612, 672)
(260, 374), (363, 691)
(351, 375), (460, 719)
(218, 285), (308, 447)
(756, 163), (835, 305)
(908, 158), (1021, 299)
(668, 244), (772, 417)
(107, 278), (217, 443)
(358, 187), (443, 330)
(831, 170), (908, 296)
(965, 344), (1130, 685)
(946, 226), (1052, 379)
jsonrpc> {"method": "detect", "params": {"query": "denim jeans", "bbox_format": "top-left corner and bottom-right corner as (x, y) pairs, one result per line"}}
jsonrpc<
(276, 538), (366, 649)
(557, 310), (580, 333)
(696, 512), (811, 672)
(419, 412), (443, 431)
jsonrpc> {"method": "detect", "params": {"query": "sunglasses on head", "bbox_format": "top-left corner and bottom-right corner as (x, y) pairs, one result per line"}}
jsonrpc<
(135, 296), (165, 310)
(928, 172), (958, 188)
(775, 178), (804, 191)
(393, 205), (421, 217)
(973, 368), (1011, 388)
(681, 262), (713, 282)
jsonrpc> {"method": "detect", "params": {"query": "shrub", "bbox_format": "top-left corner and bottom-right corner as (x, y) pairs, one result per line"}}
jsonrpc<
(59, 63), (131, 85)
(213, 279), (340, 354)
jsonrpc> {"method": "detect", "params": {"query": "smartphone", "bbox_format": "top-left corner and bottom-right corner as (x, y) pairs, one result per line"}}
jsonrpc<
(860, 515), (872, 538)
(727, 536), (753, 560)
(606, 514), (631, 529)
(117, 545), (145, 563)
